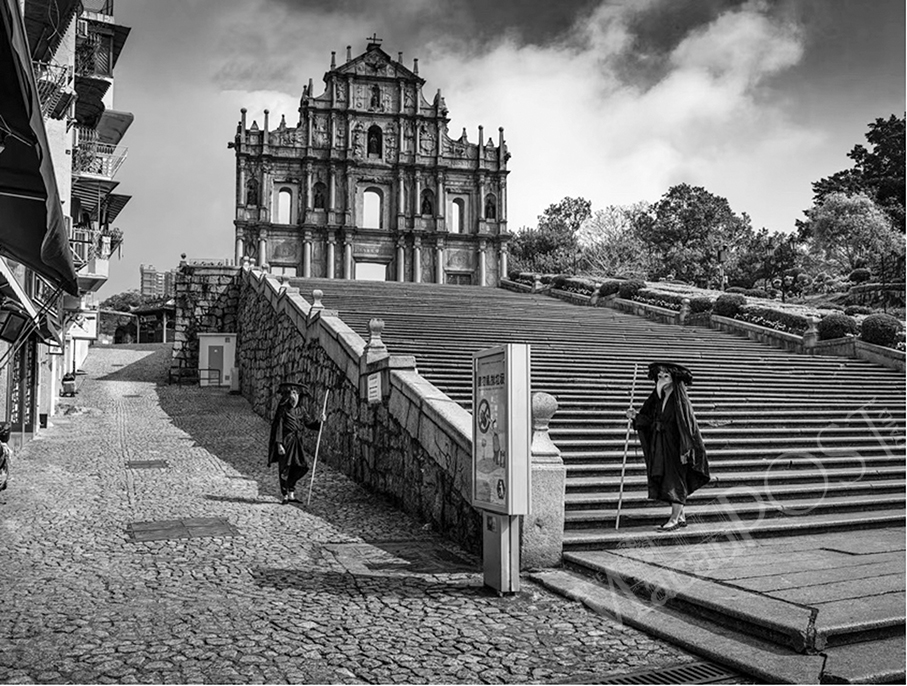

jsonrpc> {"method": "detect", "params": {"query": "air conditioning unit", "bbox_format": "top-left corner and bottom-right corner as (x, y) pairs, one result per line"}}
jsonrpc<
(77, 19), (88, 37)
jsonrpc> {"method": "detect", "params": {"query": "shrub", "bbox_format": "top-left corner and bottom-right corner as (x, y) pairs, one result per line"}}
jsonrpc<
(598, 280), (621, 297)
(817, 313), (859, 340)
(713, 293), (746, 318)
(844, 305), (874, 316)
(861, 313), (904, 348)
(689, 296), (713, 314)
(539, 274), (555, 284)
(743, 289), (769, 299)
(811, 301), (844, 311)
(551, 275), (567, 289)
(726, 286), (748, 295)
(563, 277), (597, 295)
(618, 279), (645, 300)
(737, 305), (810, 334)
(635, 288), (683, 311)
(507, 270), (521, 281)
(849, 268), (872, 284)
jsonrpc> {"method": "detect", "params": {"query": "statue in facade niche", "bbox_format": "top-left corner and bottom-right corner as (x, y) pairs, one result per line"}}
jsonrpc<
(370, 85), (381, 110)
(246, 178), (259, 206)
(485, 196), (496, 220)
(368, 129), (381, 155)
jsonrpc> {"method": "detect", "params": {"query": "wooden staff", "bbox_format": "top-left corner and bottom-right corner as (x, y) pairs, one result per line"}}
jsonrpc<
(615, 363), (638, 530)
(306, 389), (330, 506)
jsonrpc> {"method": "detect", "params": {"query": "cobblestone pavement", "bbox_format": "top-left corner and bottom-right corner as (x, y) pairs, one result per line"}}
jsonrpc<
(0, 344), (700, 684)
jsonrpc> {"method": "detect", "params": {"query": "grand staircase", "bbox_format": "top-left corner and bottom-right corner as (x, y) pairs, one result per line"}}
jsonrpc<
(292, 278), (906, 550)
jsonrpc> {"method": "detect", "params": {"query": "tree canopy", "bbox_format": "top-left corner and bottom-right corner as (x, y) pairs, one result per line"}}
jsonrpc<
(802, 113), (905, 236)
(510, 197), (591, 273)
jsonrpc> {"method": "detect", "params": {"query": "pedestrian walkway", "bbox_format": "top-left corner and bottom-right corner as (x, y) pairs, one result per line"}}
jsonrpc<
(1, 344), (702, 685)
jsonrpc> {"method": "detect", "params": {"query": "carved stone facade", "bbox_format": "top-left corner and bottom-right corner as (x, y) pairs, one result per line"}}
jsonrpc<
(229, 40), (511, 285)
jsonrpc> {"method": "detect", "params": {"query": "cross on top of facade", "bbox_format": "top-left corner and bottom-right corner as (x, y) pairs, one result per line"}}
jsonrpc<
(366, 33), (382, 45)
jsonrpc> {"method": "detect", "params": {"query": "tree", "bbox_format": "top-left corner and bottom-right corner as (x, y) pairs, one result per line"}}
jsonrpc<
(100, 291), (159, 312)
(807, 192), (898, 274)
(636, 184), (751, 287)
(800, 113), (905, 236)
(578, 203), (655, 279)
(510, 197), (591, 274)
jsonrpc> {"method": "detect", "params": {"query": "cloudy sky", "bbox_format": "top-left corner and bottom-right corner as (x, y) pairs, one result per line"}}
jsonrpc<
(103, 0), (904, 296)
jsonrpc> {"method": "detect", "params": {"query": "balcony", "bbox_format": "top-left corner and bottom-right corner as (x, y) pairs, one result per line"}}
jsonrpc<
(72, 140), (128, 179)
(33, 61), (75, 120)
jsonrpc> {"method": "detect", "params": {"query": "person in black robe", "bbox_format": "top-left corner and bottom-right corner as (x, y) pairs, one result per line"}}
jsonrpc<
(626, 362), (709, 531)
(268, 382), (324, 503)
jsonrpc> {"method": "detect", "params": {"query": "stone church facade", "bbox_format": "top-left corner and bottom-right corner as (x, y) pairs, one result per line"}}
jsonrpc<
(229, 39), (512, 285)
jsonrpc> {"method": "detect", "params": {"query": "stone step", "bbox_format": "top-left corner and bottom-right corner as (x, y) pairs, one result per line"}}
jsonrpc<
(566, 479), (907, 508)
(561, 508), (907, 549)
(564, 493), (905, 529)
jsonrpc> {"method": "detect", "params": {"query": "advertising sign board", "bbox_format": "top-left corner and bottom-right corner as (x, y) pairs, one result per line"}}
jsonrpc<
(471, 344), (531, 515)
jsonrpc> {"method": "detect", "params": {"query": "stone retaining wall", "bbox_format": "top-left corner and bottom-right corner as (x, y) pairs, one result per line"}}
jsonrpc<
(172, 264), (242, 375)
(234, 269), (483, 553)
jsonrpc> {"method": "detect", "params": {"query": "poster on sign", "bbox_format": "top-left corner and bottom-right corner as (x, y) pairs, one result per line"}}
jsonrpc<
(472, 344), (531, 515)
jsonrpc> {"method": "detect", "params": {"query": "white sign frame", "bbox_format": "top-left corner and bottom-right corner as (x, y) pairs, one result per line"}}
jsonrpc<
(471, 344), (531, 515)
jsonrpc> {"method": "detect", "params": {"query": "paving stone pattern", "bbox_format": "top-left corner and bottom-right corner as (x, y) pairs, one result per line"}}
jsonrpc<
(0, 344), (699, 685)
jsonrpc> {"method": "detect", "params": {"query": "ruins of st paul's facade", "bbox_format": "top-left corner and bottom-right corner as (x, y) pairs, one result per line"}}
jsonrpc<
(229, 38), (512, 285)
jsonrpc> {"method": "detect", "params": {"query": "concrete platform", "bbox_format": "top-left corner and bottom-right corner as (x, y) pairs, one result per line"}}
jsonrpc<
(535, 527), (906, 683)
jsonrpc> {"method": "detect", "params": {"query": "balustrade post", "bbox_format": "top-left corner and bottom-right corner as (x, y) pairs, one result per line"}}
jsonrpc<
(520, 392), (565, 570)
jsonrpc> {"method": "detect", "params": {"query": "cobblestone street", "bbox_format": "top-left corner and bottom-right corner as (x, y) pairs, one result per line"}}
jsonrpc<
(0, 344), (699, 684)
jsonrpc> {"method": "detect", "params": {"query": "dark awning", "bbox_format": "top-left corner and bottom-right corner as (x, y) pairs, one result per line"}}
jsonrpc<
(23, 0), (81, 63)
(96, 109), (133, 145)
(0, 0), (79, 296)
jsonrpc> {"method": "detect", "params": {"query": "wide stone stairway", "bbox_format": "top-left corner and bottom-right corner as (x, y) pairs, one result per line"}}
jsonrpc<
(291, 277), (905, 681)
(295, 278), (905, 549)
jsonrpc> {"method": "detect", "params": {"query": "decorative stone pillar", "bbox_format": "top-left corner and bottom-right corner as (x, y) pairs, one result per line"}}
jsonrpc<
(303, 231), (313, 278)
(678, 298), (691, 325)
(344, 238), (353, 279)
(365, 318), (388, 364)
(396, 239), (405, 282)
(235, 234), (243, 266)
(803, 316), (819, 351)
(305, 163), (314, 210)
(435, 238), (444, 285)
(521, 392), (565, 570)
(478, 239), (487, 287)
(500, 244), (509, 283)
(326, 233), (336, 279)
(329, 166), (337, 210)
(413, 237), (422, 284)
(258, 229), (268, 267)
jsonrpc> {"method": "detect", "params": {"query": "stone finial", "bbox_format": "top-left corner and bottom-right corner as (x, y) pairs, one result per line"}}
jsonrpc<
(803, 315), (819, 350)
(331, 51), (336, 69)
(311, 289), (324, 313)
(679, 297), (691, 325)
(531, 392), (560, 461)
(533, 275), (543, 292)
(367, 318), (387, 353)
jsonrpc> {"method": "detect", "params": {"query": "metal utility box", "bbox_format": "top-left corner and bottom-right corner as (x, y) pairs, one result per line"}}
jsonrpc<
(472, 343), (531, 595)
(197, 334), (236, 387)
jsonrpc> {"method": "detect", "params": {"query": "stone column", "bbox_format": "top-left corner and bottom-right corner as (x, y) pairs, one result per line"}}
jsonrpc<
(500, 244), (509, 283)
(478, 239), (487, 287)
(803, 316), (819, 351)
(303, 231), (313, 277)
(396, 239), (405, 282)
(329, 166), (337, 210)
(435, 238), (444, 285)
(437, 171), (446, 225)
(414, 171), (422, 219)
(413, 237), (422, 284)
(344, 238), (353, 279)
(258, 229), (268, 267)
(305, 163), (314, 210)
(326, 233), (336, 279)
(521, 392), (565, 570)
(235, 234), (243, 266)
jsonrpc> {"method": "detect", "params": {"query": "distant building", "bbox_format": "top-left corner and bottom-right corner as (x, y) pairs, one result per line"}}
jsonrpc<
(230, 38), (511, 285)
(140, 264), (177, 298)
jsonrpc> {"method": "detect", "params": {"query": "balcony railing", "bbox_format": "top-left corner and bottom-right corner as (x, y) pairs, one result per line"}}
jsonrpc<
(72, 141), (128, 178)
(33, 61), (74, 119)
(75, 33), (114, 77)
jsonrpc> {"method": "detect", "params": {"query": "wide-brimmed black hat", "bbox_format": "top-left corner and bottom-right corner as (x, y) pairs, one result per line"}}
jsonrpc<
(277, 381), (309, 394)
(647, 362), (693, 385)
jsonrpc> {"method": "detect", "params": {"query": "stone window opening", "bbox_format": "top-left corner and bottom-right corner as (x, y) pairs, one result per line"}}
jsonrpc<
(367, 125), (383, 157)
(420, 189), (434, 216)
(275, 188), (292, 224)
(451, 198), (465, 234)
(313, 182), (327, 210)
(363, 188), (383, 229)
(485, 193), (497, 220)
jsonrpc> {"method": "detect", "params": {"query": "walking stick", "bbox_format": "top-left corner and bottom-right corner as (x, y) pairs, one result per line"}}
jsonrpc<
(615, 363), (638, 530)
(306, 389), (330, 506)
